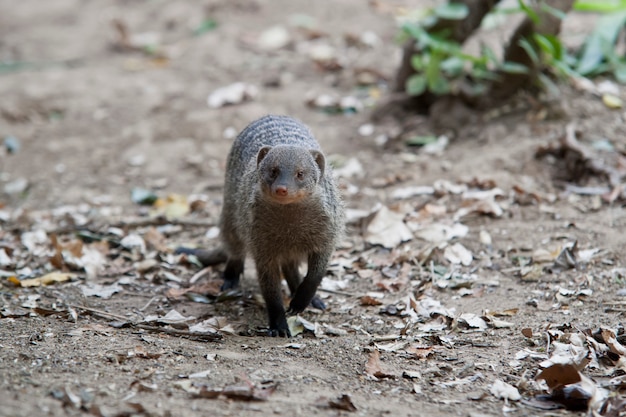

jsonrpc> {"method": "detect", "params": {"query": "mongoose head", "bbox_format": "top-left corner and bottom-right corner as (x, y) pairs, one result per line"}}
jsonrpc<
(256, 145), (325, 204)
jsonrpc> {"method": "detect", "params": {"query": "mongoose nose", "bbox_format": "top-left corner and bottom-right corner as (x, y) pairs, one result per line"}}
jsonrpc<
(275, 185), (288, 196)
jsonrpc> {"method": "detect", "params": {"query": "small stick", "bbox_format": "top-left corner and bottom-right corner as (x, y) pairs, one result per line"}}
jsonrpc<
(71, 304), (222, 341)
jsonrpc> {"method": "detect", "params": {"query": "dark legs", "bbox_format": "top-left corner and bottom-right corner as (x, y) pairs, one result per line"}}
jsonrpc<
(282, 261), (326, 311)
(288, 252), (330, 314)
(221, 258), (243, 290)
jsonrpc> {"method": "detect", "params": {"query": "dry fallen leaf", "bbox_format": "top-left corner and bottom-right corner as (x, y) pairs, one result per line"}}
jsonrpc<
(365, 349), (394, 379)
(360, 295), (383, 306)
(80, 282), (122, 299)
(151, 194), (190, 220)
(364, 205), (413, 249)
(536, 363), (605, 411)
(411, 222), (468, 244)
(444, 243), (473, 266)
(405, 345), (435, 360)
(328, 394), (357, 412)
(599, 327), (626, 356)
(194, 377), (277, 401)
(165, 281), (223, 300)
(20, 272), (74, 287)
(207, 82), (258, 108)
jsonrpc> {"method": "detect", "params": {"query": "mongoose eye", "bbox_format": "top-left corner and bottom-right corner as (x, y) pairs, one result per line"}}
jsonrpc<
(296, 170), (304, 180)
(270, 167), (279, 178)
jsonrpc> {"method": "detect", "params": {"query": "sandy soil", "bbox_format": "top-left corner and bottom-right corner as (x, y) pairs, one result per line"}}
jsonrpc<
(2, 1), (626, 416)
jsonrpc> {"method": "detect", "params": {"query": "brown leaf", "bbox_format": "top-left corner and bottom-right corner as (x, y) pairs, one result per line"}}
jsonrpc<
(20, 272), (74, 287)
(360, 295), (382, 306)
(195, 378), (277, 401)
(406, 345), (434, 360)
(165, 281), (222, 300)
(143, 227), (169, 252)
(536, 364), (581, 390)
(522, 328), (533, 338)
(328, 394), (357, 412)
(600, 327), (626, 356)
(365, 349), (394, 379)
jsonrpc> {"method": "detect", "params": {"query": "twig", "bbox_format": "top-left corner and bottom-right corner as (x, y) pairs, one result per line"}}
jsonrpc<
(70, 304), (127, 321)
(139, 296), (159, 312)
(112, 217), (215, 229)
(317, 288), (354, 297)
(71, 304), (222, 341)
(133, 324), (222, 341)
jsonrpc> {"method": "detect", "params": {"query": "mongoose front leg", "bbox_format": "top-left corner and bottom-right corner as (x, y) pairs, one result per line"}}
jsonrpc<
(258, 264), (290, 337)
(282, 261), (325, 310)
(288, 251), (330, 314)
(221, 258), (244, 290)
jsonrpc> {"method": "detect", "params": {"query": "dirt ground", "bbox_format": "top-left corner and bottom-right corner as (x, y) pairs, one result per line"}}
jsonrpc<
(2, 1), (626, 416)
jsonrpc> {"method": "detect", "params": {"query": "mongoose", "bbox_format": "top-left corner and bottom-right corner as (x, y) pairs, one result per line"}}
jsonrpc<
(216, 115), (343, 337)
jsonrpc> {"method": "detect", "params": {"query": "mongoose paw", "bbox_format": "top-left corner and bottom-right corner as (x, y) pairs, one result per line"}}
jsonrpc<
(310, 296), (326, 310)
(267, 327), (291, 338)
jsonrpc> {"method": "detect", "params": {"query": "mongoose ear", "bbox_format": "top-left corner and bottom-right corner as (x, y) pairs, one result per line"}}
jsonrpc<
(310, 150), (325, 179)
(257, 146), (272, 166)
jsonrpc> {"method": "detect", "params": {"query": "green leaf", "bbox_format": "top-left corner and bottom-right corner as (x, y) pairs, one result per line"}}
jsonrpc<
(518, 38), (540, 66)
(440, 56), (464, 76)
(534, 34), (558, 58)
(574, 0), (626, 12)
(405, 135), (438, 146)
(517, 0), (539, 24)
(471, 67), (500, 81)
(131, 188), (158, 205)
(576, 11), (626, 75)
(406, 74), (427, 95)
(540, 3), (567, 20)
(428, 75), (450, 94)
(433, 2), (469, 20)
(425, 51), (444, 91)
(411, 55), (424, 71)
(481, 44), (499, 65)
(614, 64), (626, 83)
(500, 61), (530, 74)
(537, 73), (560, 96)
(193, 18), (218, 36)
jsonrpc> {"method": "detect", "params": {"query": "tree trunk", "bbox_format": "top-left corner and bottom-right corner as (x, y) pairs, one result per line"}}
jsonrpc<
(471, 0), (575, 109)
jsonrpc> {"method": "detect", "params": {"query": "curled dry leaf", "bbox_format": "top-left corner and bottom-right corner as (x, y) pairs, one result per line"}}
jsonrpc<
(412, 223), (468, 244)
(536, 363), (605, 411)
(19, 272), (74, 287)
(364, 205), (413, 249)
(539, 341), (591, 370)
(458, 313), (488, 331)
(365, 349), (394, 379)
(189, 317), (235, 335)
(444, 242), (473, 266)
(80, 282), (122, 299)
(194, 377), (277, 402)
(599, 327), (626, 356)
(327, 394), (357, 412)
(143, 309), (195, 325)
(360, 295), (383, 306)
(143, 227), (169, 252)
(165, 281), (223, 300)
(151, 194), (190, 220)
(207, 82), (258, 108)
(405, 345), (435, 360)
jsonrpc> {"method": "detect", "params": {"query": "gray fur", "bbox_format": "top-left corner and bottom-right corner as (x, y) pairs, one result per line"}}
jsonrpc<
(219, 115), (344, 337)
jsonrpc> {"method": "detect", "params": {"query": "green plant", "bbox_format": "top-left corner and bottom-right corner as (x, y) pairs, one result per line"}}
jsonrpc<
(401, 0), (626, 98)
